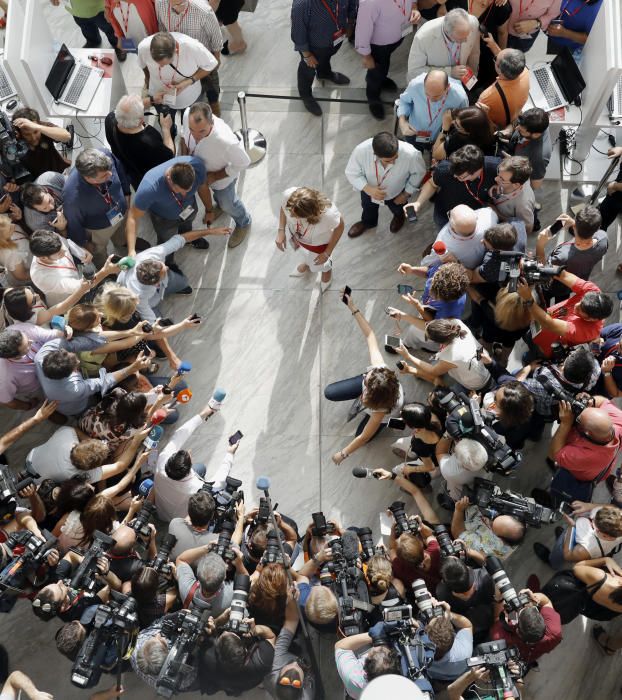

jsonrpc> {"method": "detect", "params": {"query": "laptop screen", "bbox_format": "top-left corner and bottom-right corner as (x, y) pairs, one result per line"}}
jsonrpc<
(45, 44), (75, 99)
(551, 47), (586, 104)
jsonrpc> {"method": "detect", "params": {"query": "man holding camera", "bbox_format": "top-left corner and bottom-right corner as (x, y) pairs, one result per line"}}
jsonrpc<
(426, 600), (473, 682)
(517, 270), (613, 361)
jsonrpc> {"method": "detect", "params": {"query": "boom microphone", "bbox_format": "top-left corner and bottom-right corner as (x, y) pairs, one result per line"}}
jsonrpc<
(256, 476), (271, 492)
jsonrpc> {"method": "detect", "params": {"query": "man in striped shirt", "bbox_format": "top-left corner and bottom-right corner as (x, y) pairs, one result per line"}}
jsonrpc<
(156, 0), (224, 115)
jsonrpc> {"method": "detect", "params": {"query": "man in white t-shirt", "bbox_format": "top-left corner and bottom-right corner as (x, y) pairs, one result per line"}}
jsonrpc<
(138, 31), (218, 112)
(437, 435), (488, 505)
(26, 427), (146, 485)
(421, 205), (497, 270)
(534, 503), (622, 569)
(180, 102), (252, 249)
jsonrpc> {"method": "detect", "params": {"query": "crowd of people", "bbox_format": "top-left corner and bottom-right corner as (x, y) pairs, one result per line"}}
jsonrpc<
(0, 0), (621, 698)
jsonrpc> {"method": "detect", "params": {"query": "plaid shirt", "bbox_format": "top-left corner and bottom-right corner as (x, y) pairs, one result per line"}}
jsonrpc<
(523, 361), (601, 417)
(156, 0), (223, 53)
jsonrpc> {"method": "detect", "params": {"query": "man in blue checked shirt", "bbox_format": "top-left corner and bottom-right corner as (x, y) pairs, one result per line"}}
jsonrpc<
(291, 0), (357, 116)
(397, 70), (468, 153)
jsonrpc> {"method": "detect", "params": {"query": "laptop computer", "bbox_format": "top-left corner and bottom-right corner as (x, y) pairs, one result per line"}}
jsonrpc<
(0, 60), (17, 102)
(529, 47), (586, 113)
(45, 44), (104, 111)
(608, 75), (622, 119)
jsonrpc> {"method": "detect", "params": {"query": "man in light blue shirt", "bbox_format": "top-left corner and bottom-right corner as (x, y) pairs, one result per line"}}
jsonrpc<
(397, 70), (468, 151)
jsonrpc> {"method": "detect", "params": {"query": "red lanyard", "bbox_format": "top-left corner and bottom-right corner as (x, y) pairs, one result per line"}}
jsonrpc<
(92, 183), (113, 207)
(116, 0), (131, 34)
(427, 92), (449, 128)
(442, 30), (461, 65)
(463, 171), (486, 205)
(167, 1), (190, 32)
(158, 42), (180, 89)
(374, 159), (393, 186)
(38, 253), (77, 272)
(319, 0), (341, 28)
(167, 178), (184, 209)
(294, 220), (311, 238)
(518, 0), (538, 16)
(560, 0), (591, 17)
(392, 0), (408, 17)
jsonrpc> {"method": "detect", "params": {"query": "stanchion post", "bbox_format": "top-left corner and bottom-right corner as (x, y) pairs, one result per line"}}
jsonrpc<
(234, 91), (267, 165)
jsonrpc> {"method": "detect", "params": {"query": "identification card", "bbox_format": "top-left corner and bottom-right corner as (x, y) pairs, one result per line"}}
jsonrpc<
(461, 67), (477, 90)
(401, 21), (414, 37)
(120, 37), (138, 52)
(371, 198), (385, 205)
(106, 206), (124, 226)
(415, 130), (432, 143)
(333, 29), (346, 46)
(179, 205), (194, 220)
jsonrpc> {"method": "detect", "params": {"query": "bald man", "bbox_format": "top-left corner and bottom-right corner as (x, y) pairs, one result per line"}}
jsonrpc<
(421, 204), (497, 269)
(397, 70), (468, 152)
(547, 397), (622, 504)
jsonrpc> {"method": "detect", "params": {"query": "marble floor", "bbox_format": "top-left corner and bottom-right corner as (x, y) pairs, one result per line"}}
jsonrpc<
(2, 1), (622, 698)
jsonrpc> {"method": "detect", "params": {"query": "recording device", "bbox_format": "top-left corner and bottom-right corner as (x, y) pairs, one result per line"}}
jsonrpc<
(207, 387), (226, 411)
(439, 389), (521, 476)
(433, 524), (464, 559)
(397, 284), (414, 295)
(149, 534), (177, 582)
(342, 285), (352, 304)
(351, 466), (381, 480)
(358, 527), (384, 563)
(492, 250), (564, 293)
(388, 501), (419, 537)
(0, 464), (37, 523)
(0, 530), (57, 600)
(128, 501), (156, 540)
(81, 263), (96, 281)
(70, 592), (138, 689)
(228, 430), (243, 445)
(157, 609), (210, 698)
(311, 511), (337, 537)
(200, 475), (243, 532)
(384, 335), (401, 353)
(479, 23), (490, 37)
(533, 370), (591, 419)
(69, 530), (116, 592)
(226, 573), (251, 634)
(188, 313), (201, 322)
(256, 497), (270, 525)
(0, 111), (30, 184)
(261, 530), (285, 565)
(388, 417), (406, 430)
(485, 556), (531, 614)
(549, 219), (564, 234)
(213, 520), (236, 563)
(382, 601), (413, 625)
(396, 360), (405, 370)
(467, 639), (524, 698)
(404, 203), (418, 223)
(141, 321), (153, 334)
(411, 578), (444, 624)
(464, 477), (565, 528)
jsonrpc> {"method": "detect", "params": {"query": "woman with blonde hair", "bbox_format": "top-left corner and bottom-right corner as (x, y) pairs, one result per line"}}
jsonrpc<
(0, 214), (31, 285)
(275, 186), (344, 292)
(366, 552), (406, 625)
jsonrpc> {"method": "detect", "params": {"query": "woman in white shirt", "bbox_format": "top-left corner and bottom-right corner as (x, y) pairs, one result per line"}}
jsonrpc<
(326, 290), (404, 465)
(397, 318), (491, 391)
(0, 215), (31, 286)
(276, 187), (344, 292)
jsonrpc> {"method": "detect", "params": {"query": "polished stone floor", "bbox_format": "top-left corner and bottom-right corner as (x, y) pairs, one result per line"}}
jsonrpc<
(2, 1), (622, 698)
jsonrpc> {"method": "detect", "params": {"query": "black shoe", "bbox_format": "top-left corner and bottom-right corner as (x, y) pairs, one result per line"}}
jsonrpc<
(369, 101), (385, 120)
(533, 542), (551, 564)
(190, 238), (209, 250)
(114, 46), (127, 62)
(176, 286), (193, 295)
(83, 41), (102, 49)
(531, 488), (553, 507)
(554, 526), (564, 539)
(302, 97), (322, 116)
(167, 261), (185, 276)
(319, 71), (350, 85)
(221, 40), (230, 55)
(381, 77), (398, 91)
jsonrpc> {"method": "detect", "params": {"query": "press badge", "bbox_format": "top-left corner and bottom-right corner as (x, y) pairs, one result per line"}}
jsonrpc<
(120, 37), (138, 52)
(371, 198), (385, 205)
(179, 205), (194, 220)
(333, 29), (345, 46)
(107, 206), (124, 226)
(401, 22), (414, 37)
(461, 67), (477, 91)
(416, 130), (432, 143)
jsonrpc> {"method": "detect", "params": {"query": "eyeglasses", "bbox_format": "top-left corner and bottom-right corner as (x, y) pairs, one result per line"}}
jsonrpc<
(278, 677), (302, 688)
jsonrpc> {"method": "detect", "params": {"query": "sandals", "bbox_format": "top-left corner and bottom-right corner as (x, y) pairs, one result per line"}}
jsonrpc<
(593, 625), (617, 656)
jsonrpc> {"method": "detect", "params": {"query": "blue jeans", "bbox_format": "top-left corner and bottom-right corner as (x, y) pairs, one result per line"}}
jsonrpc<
(213, 180), (251, 228)
(550, 467), (594, 505)
(324, 374), (386, 439)
(73, 11), (118, 47)
(192, 463), (207, 478)
(548, 529), (567, 569)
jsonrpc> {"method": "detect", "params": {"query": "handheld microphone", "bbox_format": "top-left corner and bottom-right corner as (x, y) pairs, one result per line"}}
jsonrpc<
(138, 478), (154, 498)
(50, 315), (65, 332)
(176, 388), (192, 404)
(352, 466), (379, 479)
(143, 425), (164, 451)
(177, 361), (192, 376)
(150, 409), (168, 426)
(208, 388), (226, 411)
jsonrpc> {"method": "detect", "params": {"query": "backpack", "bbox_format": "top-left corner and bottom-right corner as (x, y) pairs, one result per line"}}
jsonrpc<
(542, 570), (619, 624)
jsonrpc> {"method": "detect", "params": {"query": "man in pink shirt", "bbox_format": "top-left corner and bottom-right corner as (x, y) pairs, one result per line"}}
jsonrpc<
(507, 0), (562, 52)
(355, 0), (421, 119)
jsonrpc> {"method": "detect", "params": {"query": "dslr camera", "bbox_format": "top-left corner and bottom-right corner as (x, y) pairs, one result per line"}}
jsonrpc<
(200, 476), (244, 533)
(0, 464), (38, 524)
(260, 530), (285, 566)
(311, 511), (337, 537)
(0, 111), (30, 184)
(212, 520), (236, 563)
(432, 524), (464, 559)
(0, 530), (57, 603)
(388, 501), (420, 537)
(485, 556), (531, 615)
(128, 501), (156, 540)
(225, 573), (251, 634)
(69, 530), (116, 592)
(149, 533), (177, 584)
(411, 578), (444, 624)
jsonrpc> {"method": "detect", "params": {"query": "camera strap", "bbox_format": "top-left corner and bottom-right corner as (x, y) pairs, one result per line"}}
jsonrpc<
(494, 82), (512, 127)
(182, 581), (200, 610)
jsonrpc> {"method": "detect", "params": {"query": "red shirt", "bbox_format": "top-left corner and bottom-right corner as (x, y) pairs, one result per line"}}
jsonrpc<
(391, 539), (442, 594)
(555, 400), (622, 481)
(490, 606), (562, 664)
(533, 277), (604, 358)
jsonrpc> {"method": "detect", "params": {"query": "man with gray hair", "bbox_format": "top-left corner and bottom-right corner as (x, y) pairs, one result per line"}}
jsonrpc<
(105, 94), (174, 190)
(181, 102), (252, 248)
(477, 48), (529, 128)
(62, 148), (132, 267)
(437, 435), (489, 508)
(407, 9), (480, 83)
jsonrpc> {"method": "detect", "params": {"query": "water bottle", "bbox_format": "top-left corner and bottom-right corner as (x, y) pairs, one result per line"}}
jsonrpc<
(207, 388), (226, 411)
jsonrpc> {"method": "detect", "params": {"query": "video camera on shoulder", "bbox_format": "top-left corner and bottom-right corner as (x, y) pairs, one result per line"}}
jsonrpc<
(492, 251), (564, 293)
(388, 501), (420, 537)
(0, 464), (38, 524)
(69, 530), (116, 592)
(0, 529), (57, 602)
(200, 476), (244, 533)
(311, 511), (337, 538)
(467, 639), (524, 699)
(465, 477), (565, 528)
